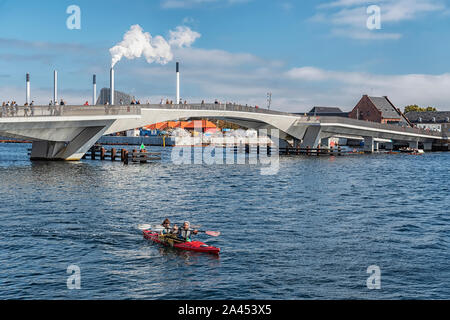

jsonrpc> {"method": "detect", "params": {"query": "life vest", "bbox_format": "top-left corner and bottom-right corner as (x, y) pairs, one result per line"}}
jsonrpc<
(178, 229), (192, 242)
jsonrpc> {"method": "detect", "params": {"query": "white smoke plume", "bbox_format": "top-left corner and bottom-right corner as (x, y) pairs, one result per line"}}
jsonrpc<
(110, 24), (200, 68)
(168, 26), (201, 48)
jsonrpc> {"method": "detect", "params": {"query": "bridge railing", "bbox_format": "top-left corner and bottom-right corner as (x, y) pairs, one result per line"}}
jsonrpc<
(143, 103), (296, 116)
(0, 105), (141, 118)
(302, 116), (443, 138)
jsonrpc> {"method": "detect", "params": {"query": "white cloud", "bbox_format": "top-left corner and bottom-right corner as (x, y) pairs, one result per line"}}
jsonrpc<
(169, 26), (201, 48)
(286, 66), (450, 109)
(124, 46), (450, 112)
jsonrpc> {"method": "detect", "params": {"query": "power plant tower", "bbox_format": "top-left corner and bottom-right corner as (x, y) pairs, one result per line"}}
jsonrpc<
(93, 75), (97, 106)
(26, 73), (30, 105)
(53, 70), (58, 105)
(176, 62), (180, 105)
(110, 68), (115, 105)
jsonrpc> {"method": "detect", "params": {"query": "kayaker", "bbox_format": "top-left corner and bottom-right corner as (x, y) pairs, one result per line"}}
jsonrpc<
(161, 218), (172, 235)
(177, 221), (198, 242)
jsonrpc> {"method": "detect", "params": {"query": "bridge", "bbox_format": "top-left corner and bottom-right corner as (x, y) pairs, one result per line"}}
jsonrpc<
(0, 104), (446, 160)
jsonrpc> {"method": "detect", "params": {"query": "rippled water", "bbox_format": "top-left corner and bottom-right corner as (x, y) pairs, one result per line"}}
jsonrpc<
(0, 143), (449, 299)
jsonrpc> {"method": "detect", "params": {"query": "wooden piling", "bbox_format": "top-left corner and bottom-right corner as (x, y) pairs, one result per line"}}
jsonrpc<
(111, 148), (117, 161)
(100, 147), (106, 160)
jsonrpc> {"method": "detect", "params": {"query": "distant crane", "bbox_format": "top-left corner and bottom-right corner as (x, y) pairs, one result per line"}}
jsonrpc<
(267, 92), (272, 110)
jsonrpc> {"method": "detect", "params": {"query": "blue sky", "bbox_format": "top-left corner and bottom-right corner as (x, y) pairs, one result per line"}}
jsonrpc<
(1, 0), (450, 111)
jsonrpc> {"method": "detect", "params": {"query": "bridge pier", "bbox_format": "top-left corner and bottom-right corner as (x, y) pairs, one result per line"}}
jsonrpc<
(364, 136), (374, 153)
(321, 137), (331, 148)
(408, 141), (419, 150)
(423, 142), (433, 151)
(30, 141), (67, 160)
(384, 142), (394, 151)
(300, 126), (322, 148)
(30, 126), (110, 161)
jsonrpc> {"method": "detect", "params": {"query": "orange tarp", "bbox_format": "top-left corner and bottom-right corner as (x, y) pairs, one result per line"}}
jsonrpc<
(144, 120), (217, 131)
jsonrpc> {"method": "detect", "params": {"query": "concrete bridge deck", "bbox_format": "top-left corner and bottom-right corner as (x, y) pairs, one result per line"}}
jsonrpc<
(0, 104), (447, 160)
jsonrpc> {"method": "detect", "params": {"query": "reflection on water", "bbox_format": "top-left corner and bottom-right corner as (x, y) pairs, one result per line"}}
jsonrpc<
(0, 143), (449, 299)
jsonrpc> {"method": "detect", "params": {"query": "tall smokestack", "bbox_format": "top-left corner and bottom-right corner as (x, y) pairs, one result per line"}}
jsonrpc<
(93, 75), (97, 106)
(53, 70), (58, 105)
(176, 62), (180, 105)
(26, 73), (30, 105)
(110, 68), (115, 105)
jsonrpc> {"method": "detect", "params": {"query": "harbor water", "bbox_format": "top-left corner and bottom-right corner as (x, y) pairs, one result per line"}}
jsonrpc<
(0, 143), (449, 299)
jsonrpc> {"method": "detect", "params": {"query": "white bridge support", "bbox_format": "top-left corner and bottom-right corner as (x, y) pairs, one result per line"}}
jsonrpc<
(300, 126), (322, 148)
(30, 126), (109, 160)
(364, 136), (374, 153)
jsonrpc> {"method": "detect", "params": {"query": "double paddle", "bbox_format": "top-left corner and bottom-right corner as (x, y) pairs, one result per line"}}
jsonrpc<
(138, 224), (221, 237)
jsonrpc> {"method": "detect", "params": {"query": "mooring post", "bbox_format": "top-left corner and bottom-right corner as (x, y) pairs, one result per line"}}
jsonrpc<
(307, 146), (310, 156)
(111, 148), (116, 161)
(91, 147), (96, 160)
(124, 150), (129, 165)
(317, 144), (321, 156)
(100, 147), (106, 160)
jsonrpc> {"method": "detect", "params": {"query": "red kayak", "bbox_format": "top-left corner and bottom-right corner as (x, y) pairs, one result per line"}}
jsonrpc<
(143, 230), (220, 255)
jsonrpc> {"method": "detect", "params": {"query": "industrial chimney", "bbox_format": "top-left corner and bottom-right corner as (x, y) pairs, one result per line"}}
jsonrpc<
(176, 62), (180, 105)
(26, 73), (30, 105)
(93, 75), (97, 106)
(53, 70), (58, 105)
(110, 68), (115, 106)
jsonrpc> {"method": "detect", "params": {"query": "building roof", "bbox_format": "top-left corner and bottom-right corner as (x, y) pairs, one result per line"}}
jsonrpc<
(405, 111), (450, 123)
(308, 106), (344, 114)
(368, 96), (400, 119)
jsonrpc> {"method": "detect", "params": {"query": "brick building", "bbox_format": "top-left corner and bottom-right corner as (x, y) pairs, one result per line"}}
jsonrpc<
(349, 95), (411, 126)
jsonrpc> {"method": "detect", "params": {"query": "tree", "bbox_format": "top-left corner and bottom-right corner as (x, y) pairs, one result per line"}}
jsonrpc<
(404, 105), (437, 113)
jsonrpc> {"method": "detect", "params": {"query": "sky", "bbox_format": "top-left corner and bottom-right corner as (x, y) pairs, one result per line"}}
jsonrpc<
(0, 0), (450, 112)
